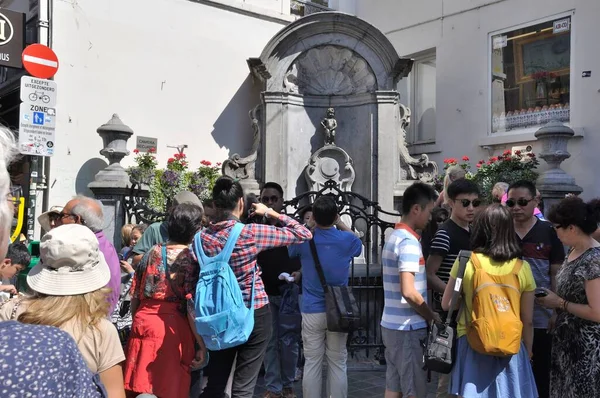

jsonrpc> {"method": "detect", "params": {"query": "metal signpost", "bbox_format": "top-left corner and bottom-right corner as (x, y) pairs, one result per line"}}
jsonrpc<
(19, 43), (59, 240)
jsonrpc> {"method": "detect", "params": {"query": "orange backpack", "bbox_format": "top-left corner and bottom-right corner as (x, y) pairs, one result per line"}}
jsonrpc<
(466, 253), (523, 356)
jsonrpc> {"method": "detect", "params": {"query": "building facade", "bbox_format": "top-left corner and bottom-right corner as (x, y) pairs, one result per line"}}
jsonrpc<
(355, 0), (597, 199)
(1, 0), (598, 238)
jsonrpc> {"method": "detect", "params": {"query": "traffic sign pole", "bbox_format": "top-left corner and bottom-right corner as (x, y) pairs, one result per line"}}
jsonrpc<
(20, 44), (59, 239)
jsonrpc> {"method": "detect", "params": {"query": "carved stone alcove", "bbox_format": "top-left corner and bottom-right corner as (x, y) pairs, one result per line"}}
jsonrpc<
(244, 12), (437, 213)
(284, 45), (377, 96)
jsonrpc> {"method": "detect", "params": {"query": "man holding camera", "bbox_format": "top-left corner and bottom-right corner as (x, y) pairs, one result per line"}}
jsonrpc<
(257, 182), (302, 398)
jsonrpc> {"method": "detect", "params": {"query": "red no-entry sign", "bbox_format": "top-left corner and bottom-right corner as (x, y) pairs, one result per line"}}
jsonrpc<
(21, 44), (59, 79)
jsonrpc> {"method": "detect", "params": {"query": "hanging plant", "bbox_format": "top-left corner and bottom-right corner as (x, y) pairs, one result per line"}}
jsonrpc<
(127, 151), (222, 213)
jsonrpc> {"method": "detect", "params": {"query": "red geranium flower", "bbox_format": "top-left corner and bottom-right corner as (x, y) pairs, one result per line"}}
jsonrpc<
(490, 156), (498, 162)
(503, 149), (511, 156)
(477, 159), (485, 164)
(527, 153), (536, 158)
(462, 156), (469, 161)
(476, 163), (482, 168)
(148, 147), (156, 153)
(133, 149), (139, 154)
(515, 150), (522, 155)
(168, 158), (175, 163)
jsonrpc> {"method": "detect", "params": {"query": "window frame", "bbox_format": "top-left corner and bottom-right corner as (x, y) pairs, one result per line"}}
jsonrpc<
(408, 49), (437, 146)
(487, 10), (576, 136)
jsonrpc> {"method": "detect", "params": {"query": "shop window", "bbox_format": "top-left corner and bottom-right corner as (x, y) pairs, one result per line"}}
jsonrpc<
(490, 15), (571, 134)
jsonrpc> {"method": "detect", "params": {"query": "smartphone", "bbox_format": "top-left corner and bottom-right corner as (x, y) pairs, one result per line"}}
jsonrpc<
(534, 289), (548, 298)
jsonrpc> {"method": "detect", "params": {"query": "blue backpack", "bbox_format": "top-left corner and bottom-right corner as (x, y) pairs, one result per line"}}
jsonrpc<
(192, 223), (256, 351)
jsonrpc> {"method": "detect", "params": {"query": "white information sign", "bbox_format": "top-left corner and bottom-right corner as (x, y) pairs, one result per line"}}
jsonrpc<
(553, 18), (570, 34)
(20, 76), (57, 107)
(492, 35), (507, 49)
(18, 102), (56, 157)
(136, 136), (158, 153)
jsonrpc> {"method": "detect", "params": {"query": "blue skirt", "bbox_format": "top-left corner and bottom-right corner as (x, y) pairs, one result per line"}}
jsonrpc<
(449, 336), (538, 398)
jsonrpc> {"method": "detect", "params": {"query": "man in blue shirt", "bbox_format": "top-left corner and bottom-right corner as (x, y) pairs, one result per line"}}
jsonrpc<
(288, 196), (362, 398)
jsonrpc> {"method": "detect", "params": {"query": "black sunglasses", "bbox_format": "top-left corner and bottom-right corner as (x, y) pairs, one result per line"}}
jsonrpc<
(260, 195), (280, 204)
(456, 199), (481, 208)
(506, 198), (534, 208)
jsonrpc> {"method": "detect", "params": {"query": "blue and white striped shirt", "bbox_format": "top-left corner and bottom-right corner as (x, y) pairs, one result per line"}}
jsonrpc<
(381, 224), (428, 331)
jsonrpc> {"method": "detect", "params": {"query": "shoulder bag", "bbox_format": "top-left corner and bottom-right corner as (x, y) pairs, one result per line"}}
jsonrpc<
(423, 250), (471, 374)
(308, 239), (359, 333)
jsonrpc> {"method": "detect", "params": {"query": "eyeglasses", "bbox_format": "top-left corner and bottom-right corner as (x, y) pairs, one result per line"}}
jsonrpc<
(261, 195), (280, 204)
(505, 198), (534, 208)
(7, 185), (21, 201)
(58, 212), (76, 220)
(456, 199), (481, 208)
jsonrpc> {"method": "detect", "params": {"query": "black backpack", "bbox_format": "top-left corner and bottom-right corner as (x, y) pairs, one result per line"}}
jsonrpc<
(423, 250), (471, 374)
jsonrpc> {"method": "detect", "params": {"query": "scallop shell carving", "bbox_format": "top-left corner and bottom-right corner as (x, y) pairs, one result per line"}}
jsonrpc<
(284, 45), (377, 95)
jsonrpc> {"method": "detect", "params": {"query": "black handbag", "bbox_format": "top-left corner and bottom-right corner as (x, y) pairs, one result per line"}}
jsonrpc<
(308, 239), (360, 333)
(423, 250), (471, 374)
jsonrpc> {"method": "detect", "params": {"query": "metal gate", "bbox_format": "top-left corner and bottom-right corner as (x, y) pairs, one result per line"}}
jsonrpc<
(124, 179), (400, 361)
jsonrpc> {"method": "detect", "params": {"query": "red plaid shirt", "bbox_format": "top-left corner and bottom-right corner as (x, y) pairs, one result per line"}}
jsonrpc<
(194, 214), (312, 309)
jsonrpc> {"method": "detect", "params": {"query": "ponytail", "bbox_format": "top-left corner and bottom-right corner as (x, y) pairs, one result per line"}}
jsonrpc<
(212, 176), (244, 211)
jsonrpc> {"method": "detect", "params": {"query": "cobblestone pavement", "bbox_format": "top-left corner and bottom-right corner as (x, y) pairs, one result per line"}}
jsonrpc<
(253, 370), (439, 397)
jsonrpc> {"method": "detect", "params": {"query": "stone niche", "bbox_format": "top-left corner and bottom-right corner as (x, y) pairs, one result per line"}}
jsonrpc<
(244, 12), (437, 211)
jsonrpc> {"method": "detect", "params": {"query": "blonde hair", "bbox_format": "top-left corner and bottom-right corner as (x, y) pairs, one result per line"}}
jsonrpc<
(121, 223), (135, 246)
(442, 165), (466, 205)
(18, 288), (111, 341)
(492, 182), (509, 199)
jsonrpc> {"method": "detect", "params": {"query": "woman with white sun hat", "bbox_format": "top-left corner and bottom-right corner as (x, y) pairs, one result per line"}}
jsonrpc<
(0, 223), (126, 398)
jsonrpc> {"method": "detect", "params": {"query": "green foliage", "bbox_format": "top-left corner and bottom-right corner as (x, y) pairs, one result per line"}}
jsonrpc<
(127, 150), (222, 213)
(438, 150), (539, 203)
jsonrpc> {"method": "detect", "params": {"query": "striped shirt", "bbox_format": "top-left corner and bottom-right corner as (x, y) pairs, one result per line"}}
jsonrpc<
(195, 215), (312, 310)
(381, 224), (428, 331)
(428, 220), (472, 308)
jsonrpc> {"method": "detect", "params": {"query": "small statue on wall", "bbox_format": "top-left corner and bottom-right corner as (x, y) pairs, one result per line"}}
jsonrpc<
(321, 108), (337, 146)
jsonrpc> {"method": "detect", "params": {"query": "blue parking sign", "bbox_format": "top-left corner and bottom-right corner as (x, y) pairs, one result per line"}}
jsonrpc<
(33, 112), (44, 125)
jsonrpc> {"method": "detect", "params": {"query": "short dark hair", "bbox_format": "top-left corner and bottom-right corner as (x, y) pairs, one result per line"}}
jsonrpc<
(260, 182), (284, 198)
(167, 203), (204, 244)
(548, 197), (600, 235)
(507, 180), (536, 199)
(299, 205), (313, 220)
(471, 204), (521, 262)
(6, 243), (31, 268)
(212, 176), (244, 211)
(402, 182), (437, 214)
(446, 179), (480, 200)
(312, 196), (338, 226)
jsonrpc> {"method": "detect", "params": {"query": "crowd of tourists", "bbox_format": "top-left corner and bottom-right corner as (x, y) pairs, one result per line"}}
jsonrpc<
(0, 124), (599, 398)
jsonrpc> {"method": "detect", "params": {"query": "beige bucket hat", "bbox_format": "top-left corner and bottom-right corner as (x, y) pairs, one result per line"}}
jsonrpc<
(27, 224), (110, 296)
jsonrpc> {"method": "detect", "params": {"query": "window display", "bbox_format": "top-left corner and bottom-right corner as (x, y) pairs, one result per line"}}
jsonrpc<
(491, 17), (571, 133)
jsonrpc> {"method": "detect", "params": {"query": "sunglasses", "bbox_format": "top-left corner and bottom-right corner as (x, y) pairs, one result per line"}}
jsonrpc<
(260, 195), (280, 204)
(506, 198), (534, 208)
(456, 199), (481, 208)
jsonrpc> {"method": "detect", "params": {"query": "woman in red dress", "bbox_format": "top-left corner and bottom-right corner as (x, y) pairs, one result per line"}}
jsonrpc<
(124, 203), (207, 398)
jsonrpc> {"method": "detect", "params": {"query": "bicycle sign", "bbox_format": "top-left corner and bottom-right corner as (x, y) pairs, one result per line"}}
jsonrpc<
(20, 76), (56, 107)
